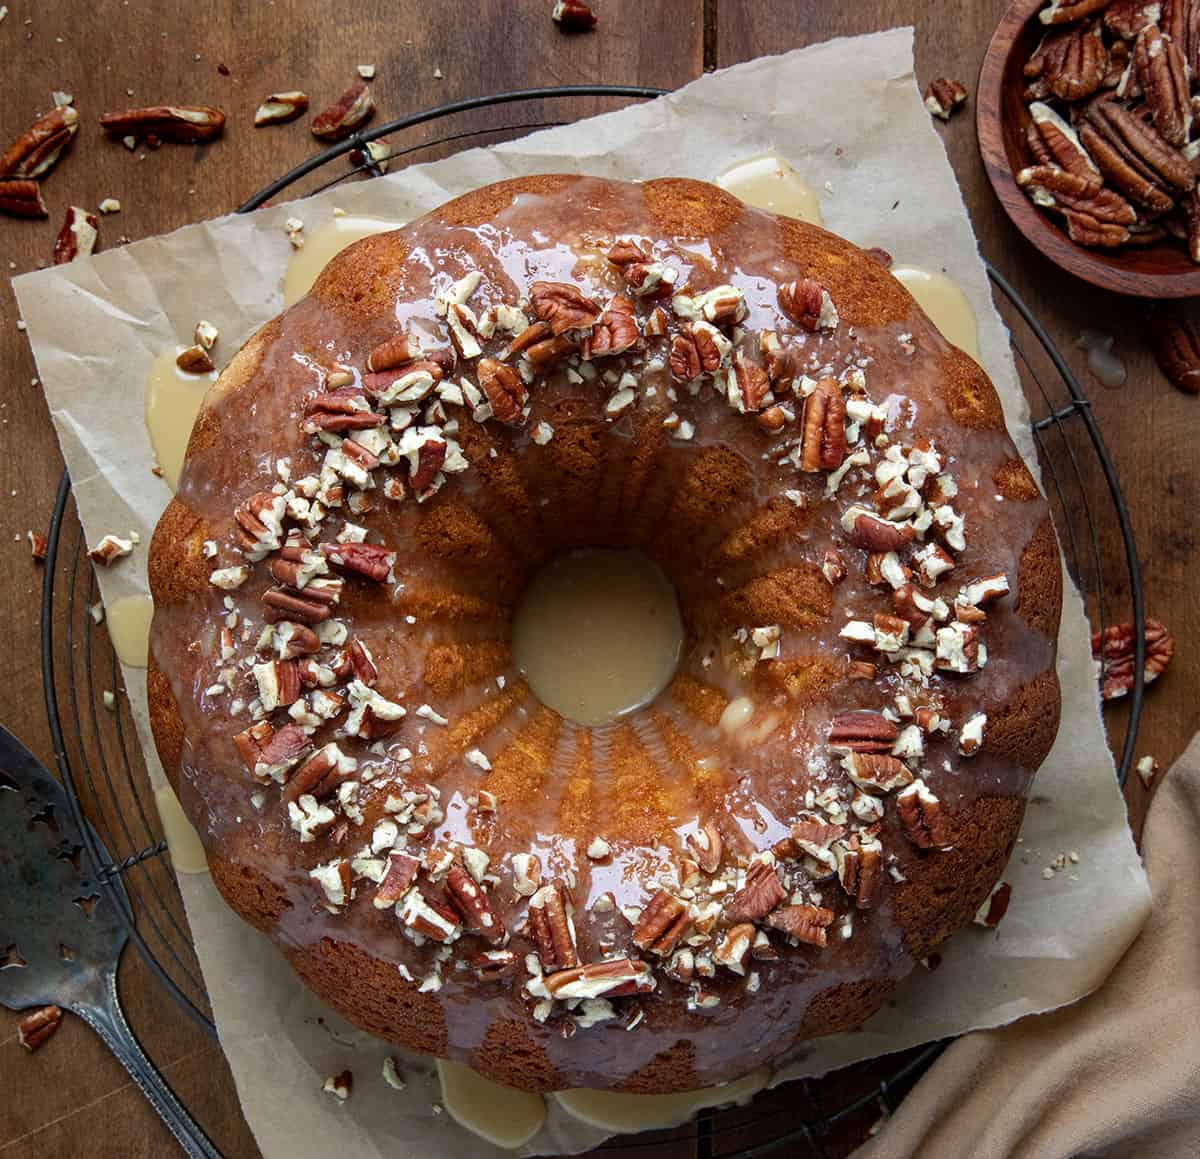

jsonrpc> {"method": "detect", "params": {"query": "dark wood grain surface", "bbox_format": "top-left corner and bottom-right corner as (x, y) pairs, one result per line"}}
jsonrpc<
(1, 2), (1193, 1156)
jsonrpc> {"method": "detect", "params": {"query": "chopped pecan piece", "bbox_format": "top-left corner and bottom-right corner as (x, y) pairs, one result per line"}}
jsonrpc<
(732, 352), (772, 412)
(501, 321), (552, 360)
(1039, 0), (1115, 24)
(476, 357), (528, 424)
(669, 332), (703, 382)
(842, 751), (915, 793)
(543, 959), (655, 1000)
(367, 332), (422, 372)
(552, 0), (598, 31)
(100, 105), (225, 143)
(18, 1005), (63, 1052)
(924, 77), (969, 119)
(828, 710), (900, 754)
(262, 586), (334, 625)
(777, 277), (832, 331)
(584, 295), (639, 358)
(310, 83), (374, 140)
(527, 882), (578, 971)
(446, 864), (506, 944)
(606, 238), (650, 266)
(686, 822), (723, 874)
(1, 105), (79, 179)
(53, 205), (100, 264)
(712, 923), (755, 974)
(844, 507), (916, 552)
(974, 881), (1013, 928)
(410, 439), (448, 492)
(303, 387), (383, 433)
(897, 780), (952, 849)
(236, 721), (313, 782)
(1091, 616), (1174, 698)
(0, 178), (48, 219)
(725, 859), (786, 923)
(283, 743), (355, 803)
(529, 280), (600, 335)
(765, 904), (835, 947)
(471, 948), (519, 980)
(321, 541), (395, 582)
(834, 834), (884, 909)
(373, 851), (422, 908)
(398, 888), (461, 943)
(799, 377), (847, 471)
(524, 334), (578, 370)
(632, 890), (691, 956)
(785, 813), (846, 865)
(1146, 315), (1200, 393)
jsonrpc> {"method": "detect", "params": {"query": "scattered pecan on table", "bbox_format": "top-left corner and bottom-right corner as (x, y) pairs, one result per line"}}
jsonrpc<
(1090, 615), (1175, 700)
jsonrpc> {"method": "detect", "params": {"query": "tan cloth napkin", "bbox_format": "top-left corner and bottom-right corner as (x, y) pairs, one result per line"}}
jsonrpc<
(859, 734), (1200, 1159)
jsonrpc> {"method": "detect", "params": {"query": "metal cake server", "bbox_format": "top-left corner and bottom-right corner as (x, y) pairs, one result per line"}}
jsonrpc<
(0, 725), (220, 1158)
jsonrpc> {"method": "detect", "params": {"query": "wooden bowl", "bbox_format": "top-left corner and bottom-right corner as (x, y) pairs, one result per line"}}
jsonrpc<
(978, 0), (1200, 298)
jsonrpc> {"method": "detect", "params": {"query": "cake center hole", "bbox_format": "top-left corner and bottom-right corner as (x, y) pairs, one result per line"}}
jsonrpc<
(512, 549), (683, 728)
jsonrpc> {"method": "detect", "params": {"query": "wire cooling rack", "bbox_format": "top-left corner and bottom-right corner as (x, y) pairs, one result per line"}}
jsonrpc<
(40, 86), (1144, 1159)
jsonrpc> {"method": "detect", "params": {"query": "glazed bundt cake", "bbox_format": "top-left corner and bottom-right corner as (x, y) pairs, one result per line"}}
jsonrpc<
(147, 175), (1062, 1093)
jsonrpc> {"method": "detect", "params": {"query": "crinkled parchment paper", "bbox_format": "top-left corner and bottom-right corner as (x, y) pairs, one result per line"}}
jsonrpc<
(13, 28), (1151, 1158)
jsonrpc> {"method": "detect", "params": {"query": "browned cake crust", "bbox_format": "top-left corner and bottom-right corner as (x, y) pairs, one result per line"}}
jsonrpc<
(148, 176), (1061, 1093)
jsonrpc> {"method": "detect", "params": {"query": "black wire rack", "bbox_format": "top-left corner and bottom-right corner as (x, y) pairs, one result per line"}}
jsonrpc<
(39, 85), (1144, 1159)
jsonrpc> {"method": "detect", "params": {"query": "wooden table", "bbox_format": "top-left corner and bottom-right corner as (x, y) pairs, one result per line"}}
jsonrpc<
(1, 2), (1194, 1155)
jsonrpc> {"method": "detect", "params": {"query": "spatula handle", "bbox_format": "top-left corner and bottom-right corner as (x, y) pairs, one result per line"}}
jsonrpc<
(75, 974), (222, 1159)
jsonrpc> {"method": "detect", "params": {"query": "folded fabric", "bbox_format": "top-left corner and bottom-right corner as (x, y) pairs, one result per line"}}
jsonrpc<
(858, 733), (1200, 1159)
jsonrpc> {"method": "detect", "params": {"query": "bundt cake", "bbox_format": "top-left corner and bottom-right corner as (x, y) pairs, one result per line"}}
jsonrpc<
(147, 175), (1062, 1094)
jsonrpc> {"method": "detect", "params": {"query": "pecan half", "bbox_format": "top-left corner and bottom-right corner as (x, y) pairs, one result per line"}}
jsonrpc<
(476, 357), (528, 424)
(725, 860), (787, 923)
(834, 834), (884, 909)
(632, 890), (691, 956)
(100, 105), (225, 143)
(0, 178), (48, 219)
(828, 710), (899, 754)
(1083, 98), (1194, 206)
(924, 77), (969, 119)
(583, 295), (639, 358)
(778, 277), (830, 331)
(1091, 615), (1174, 698)
(53, 205), (99, 264)
(529, 280), (600, 335)
(669, 332), (703, 382)
(1046, 22), (1108, 101)
(1017, 164), (1136, 225)
(446, 864), (506, 944)
(764, 904), (835, 947)
(607, 238), (649, 266)
(1028, 101), (1100, 178)
(1135, 23), (1191, 146)
(373, 851), (422, 908)
(254, 91), (309, 127)
(544, 959), (655, 1000)
(501, 321), (552, 360)
(897, 780), (952, 849)
(234, 721), (312, 782)
(1146, 314), (1200, 392)
(524, 334), (577, 371)
(527, 883), (578, 971)
(18, 1005), (63, 1052)
(311, 83), (374, 140)
(262, 586), (334, 624)
(799, 377), (847, 471)
(0, 105), (79, 179)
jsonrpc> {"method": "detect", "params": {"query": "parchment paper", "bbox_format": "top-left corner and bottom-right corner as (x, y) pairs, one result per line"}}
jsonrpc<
(13, 28), (1151, 1158)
